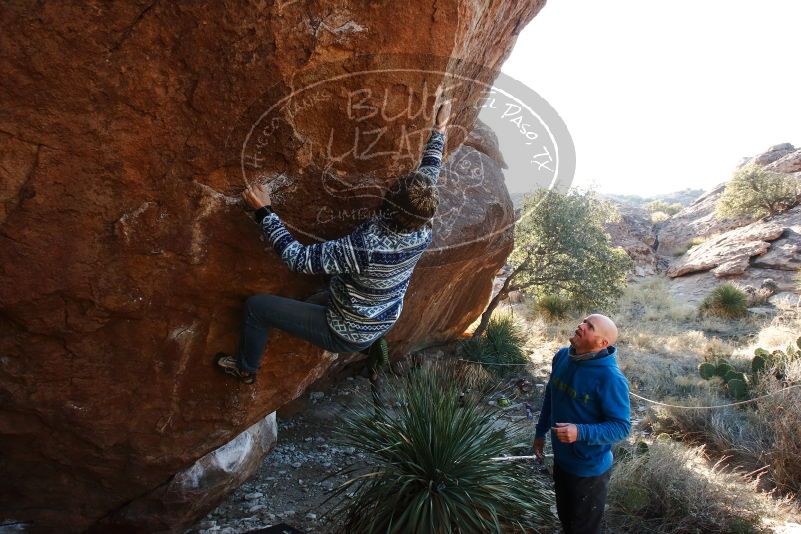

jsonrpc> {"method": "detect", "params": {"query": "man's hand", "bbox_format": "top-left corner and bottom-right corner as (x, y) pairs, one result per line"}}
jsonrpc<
(242, 184), (271, 210)
(533, 437), (545, 463)
(552, 423), (578, 443)
(434, 100), (451, 132)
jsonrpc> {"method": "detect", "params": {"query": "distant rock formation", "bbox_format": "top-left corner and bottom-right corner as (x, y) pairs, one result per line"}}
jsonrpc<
(606, 143), (800, 301)
(605, 188), (705, 211)
(666, 218), (788, 278)
(656, 183), (753, 257)
(663, 144), (800, 287)
(0, 1), (544, 531)
(605, 203), (660, 277)
(743, 142), (798, 168)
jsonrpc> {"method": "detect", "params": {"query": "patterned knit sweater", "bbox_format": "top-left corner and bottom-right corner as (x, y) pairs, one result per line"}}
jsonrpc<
(256, 129), (445, 344)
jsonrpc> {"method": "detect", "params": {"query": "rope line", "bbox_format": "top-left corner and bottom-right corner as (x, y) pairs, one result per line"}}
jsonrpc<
(490, 455), (548, 462)
(458, 358), (801, 410)
(457, 358), (532, 366)
(629, 385), (801, 409)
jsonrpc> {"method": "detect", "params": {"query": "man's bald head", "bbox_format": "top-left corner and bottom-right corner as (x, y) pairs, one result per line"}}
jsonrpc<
(569, 314), (618, 354)
(588, 314), (618, 346)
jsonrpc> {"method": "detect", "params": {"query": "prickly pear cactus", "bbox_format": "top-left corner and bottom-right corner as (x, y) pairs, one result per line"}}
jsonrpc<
(715, 361), (733, 378)
(699, 362), (716, 380)
(727, 378), (748, 401)
(725, 371), (747, 384)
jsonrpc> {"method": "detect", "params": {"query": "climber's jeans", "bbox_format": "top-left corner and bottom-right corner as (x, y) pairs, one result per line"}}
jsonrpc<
(236, 292), (373, 372)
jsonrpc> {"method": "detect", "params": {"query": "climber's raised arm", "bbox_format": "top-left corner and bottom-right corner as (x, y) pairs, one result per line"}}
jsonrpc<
(416, 101), (450, 183)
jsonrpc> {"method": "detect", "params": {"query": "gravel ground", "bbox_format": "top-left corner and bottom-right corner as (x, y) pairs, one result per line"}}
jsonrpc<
(185, 372), (375, 534)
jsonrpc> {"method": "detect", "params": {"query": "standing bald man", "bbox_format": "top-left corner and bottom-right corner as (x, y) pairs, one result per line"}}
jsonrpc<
(534, 314), (630, 534)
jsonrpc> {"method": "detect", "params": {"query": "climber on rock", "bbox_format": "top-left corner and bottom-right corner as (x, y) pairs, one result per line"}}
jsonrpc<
(215, 100), (452, 384)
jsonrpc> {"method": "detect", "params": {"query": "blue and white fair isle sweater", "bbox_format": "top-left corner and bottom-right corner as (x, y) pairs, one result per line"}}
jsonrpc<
(255, 129), (445, 344)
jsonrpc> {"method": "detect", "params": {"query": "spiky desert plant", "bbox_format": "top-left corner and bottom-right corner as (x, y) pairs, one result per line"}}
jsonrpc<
(699, 283), (748, 319)
(461, 314), (529, 377)
(331, 364), (555, 533)
(698, 362), (716, 379)
(483, 314), (528, 367)
(534, 294), (571, 321)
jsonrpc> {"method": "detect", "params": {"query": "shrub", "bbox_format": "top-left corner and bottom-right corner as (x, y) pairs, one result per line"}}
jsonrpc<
(645, 200), (683, 216)
(607, 440), (786, 533)
(485, 314), (528, 362)
(700, 283), (748, 319)
(463, 314), (529, 376)
(650, 211), (670, 224)
(331, 364), (555, 533)
(534, 294), (571, 321)
(716, 164), (799, 219)
(649, 317), (801, 498)
(742, 285), (774, 307)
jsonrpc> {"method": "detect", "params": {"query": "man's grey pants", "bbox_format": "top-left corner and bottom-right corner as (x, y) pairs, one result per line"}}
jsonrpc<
(236, 292), (373, 372)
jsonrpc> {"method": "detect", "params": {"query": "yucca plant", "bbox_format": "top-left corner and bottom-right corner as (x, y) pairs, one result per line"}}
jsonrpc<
(484, 315), (528, 365)
(462, 314), (529, 376)
(330, 364), (555, 533)
(699, 283), (748, 319)
(534, 295), (571, 321)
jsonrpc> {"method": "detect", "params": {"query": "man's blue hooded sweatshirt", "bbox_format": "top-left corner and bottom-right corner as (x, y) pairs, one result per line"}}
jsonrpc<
(535, 346), (631, 477)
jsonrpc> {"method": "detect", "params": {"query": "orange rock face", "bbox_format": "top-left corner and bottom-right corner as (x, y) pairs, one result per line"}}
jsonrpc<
(0, 1), (542, 530)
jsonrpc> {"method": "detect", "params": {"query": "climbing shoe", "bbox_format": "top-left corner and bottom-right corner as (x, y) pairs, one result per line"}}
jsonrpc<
(366, 337), (389, 371)
(215, 352), (256, 384)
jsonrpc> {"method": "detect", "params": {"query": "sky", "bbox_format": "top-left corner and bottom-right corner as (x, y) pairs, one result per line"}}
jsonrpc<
(495, 0), (801, 197)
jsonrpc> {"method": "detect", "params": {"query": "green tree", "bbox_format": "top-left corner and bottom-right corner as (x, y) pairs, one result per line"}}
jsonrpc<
(474, 190), (632, 336)
(716, 164), (799, 219)
(645, 200), (683, 216)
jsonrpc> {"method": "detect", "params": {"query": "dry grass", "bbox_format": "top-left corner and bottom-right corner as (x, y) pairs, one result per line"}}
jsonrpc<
(746, 318), (801, 352)
(748, 358), (801, 496)
(607, 440), (796, 534)
(619, 283), (801, 501)
(617, 277), (696, 324)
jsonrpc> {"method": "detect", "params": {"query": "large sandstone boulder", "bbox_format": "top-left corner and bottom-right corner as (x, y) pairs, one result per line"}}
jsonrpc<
(0, 1), (543, 531)
(752, 207), (801, 271)
(666, 206), (801, 278)
(666, 221), (785, 278)
(667, 268), (800, 306)
(765, 148), (801, 175)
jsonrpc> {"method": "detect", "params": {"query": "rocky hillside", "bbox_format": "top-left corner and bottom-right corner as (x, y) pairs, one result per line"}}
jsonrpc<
(608, 143), (801, 303)
(0, 1), (545, 531)
(606, 188), (705, 210)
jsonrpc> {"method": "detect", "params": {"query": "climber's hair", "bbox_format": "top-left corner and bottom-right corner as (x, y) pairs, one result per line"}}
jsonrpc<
(382, 171), (439, 232)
